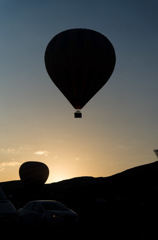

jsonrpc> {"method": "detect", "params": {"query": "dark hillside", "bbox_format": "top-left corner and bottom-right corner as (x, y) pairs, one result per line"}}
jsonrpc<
(1, 161), (158, 239)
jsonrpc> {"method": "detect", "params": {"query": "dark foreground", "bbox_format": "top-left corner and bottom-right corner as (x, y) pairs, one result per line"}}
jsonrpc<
(1, 161), (158, 239)
(0, 216), (156, 240)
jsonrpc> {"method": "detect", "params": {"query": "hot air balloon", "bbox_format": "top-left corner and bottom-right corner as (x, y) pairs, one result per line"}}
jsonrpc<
(19, 161), (49, 188)
(44, 28), (116, 118)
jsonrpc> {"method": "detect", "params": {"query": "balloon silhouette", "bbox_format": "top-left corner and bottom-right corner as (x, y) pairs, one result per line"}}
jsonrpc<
(45, 28), (116, 118)
(19, 161), (49, 188)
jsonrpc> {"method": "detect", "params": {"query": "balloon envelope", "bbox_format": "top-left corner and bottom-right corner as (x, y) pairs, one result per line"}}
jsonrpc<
(19, 161), (49, 187)
(45, 28), (116, 110)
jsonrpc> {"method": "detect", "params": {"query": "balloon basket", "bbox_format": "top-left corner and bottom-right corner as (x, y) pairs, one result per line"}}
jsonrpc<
(74, 110), (82, 118)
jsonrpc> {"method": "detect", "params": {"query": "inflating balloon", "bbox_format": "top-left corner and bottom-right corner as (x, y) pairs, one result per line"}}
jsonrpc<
(45, 28), (116, 118)
(19, 161), (49, 187)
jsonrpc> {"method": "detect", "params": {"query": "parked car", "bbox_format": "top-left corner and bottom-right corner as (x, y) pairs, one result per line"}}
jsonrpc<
(18, 200), (78, 226)
(0, 200), (18, 227)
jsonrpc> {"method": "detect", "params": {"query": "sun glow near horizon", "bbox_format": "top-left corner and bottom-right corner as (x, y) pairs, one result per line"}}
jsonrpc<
(0, 0), (157, 183)
(0, 135), (155, 184)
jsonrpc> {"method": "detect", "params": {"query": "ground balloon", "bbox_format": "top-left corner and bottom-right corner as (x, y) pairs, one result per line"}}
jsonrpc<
(19, 161), (49, 187)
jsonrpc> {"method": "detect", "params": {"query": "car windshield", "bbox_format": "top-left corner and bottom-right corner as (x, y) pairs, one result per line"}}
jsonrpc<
(41, 202), (68, 211)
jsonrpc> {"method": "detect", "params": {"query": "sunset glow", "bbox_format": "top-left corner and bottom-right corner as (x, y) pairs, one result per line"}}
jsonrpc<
(0, 0), (157, 183)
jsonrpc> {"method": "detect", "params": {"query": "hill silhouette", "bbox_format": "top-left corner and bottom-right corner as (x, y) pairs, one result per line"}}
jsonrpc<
(0, 161), (158, 239)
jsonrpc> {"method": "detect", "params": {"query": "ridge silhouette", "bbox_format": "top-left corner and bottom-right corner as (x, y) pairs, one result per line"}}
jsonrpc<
(0, 161), (158, 239)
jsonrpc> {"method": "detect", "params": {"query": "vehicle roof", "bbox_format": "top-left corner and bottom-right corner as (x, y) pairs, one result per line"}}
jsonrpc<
(24, 200), (69, 211)
(28, 200), (59, 203)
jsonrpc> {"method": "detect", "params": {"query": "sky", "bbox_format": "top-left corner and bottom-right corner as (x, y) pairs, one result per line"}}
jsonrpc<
(0, 0), (158, 183)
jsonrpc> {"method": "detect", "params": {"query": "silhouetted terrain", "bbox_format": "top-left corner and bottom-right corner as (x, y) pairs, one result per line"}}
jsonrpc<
(1, 161), (158, 239)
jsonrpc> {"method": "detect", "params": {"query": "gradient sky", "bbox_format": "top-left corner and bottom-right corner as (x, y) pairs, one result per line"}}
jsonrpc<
(0, 0), (158, 183)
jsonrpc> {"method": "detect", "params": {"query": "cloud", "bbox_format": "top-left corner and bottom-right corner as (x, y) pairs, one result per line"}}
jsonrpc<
(34, 151), (49, 157)
(0, 145), (28, 154)
(0, 161), (20, 167)
(0, 161), (20, 171)
(7, 147), (20, 154)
